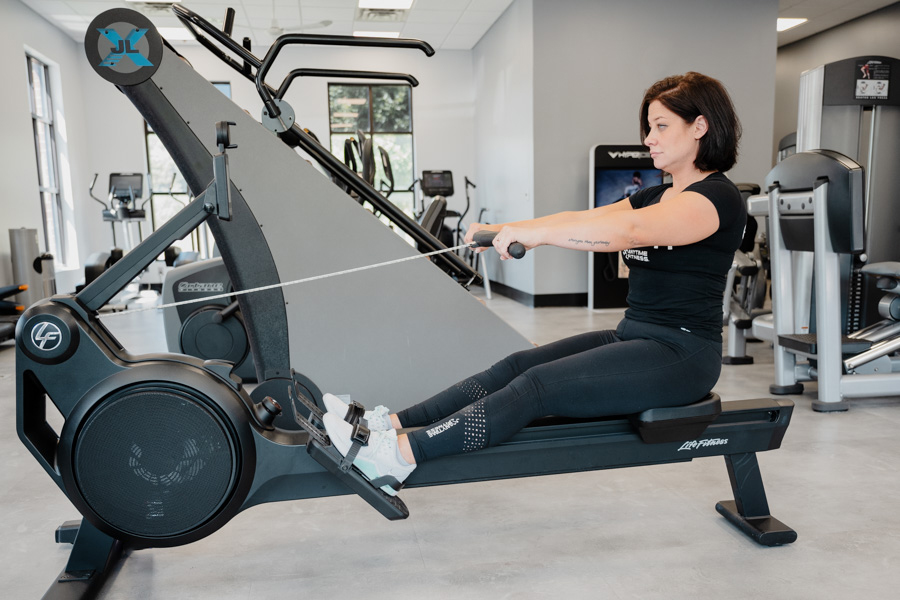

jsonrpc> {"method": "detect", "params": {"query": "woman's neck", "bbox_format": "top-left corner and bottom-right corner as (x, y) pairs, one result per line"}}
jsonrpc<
(669, 166), (714, 194)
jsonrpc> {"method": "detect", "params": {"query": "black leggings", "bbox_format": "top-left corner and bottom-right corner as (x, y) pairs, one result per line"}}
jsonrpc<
(398, 318), (722, 464)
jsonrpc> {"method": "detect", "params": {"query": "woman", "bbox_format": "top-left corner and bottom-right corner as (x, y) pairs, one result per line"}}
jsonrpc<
(323, 71), (746, 496)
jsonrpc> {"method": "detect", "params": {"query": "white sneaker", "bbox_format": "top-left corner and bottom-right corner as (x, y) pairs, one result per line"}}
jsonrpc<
(322, 393), (392, 431)
(323, 412), (415, 496)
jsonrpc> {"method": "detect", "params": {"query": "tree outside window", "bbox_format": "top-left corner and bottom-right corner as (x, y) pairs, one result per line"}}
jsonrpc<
(328, 84), (414, 217)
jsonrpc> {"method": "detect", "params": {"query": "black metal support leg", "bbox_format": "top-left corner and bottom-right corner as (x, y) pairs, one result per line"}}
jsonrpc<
(42, 519), (124, 600)
(716, 453), (797, 546)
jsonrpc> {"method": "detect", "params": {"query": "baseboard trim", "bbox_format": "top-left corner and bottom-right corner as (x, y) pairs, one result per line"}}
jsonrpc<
(487, 282), (587, 308)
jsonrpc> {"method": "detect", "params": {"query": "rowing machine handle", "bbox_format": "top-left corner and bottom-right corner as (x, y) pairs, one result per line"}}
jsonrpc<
(472, 231), (526, 259)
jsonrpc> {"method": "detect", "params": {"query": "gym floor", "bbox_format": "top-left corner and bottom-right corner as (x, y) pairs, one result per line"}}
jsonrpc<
(3, 290), (900, 599)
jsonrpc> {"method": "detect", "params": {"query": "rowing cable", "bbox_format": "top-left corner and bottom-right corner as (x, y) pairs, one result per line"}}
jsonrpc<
(98, 242), (476, 318)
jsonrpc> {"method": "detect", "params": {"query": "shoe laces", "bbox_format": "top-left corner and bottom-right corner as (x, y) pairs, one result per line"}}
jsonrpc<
(365, 405), (391, 430)
(363, 429), (396, 461)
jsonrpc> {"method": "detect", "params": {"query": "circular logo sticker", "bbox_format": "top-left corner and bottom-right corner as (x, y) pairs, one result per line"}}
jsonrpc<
(30, 321), (63, 351)
(84, 8), (163, 86)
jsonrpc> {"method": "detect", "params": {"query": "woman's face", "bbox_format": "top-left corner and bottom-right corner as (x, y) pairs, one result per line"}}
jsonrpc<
(643, 100), (704, 174)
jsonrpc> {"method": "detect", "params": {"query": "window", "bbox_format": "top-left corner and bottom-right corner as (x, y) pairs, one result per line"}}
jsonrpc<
(328, 84), (414, 216)
(26, 55), (66, 264)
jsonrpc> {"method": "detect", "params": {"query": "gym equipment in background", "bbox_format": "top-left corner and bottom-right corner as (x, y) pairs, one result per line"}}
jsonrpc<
(767, 149), (900, 411)
(721, 184), (770, 365)
(9, 228), (56, 309)
(418, 170), (452, 247)
(5, 229), (53, 345)
(766, 56), (900, 407)
(162, 257), (256, 383)
(0, 283), (27, 344)
(89, 172), (146, 251)
(15, 9), (796, 599)
(587, 145), (663, 310)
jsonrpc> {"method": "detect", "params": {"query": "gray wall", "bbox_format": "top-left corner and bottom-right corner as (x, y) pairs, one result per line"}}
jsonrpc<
(474, 0), (778, 297)
(775, 2), (900, 160)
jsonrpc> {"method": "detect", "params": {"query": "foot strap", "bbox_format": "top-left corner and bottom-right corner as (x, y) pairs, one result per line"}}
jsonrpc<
(369, 475), (403, 493)
(284, 377), (408, 520)
(340, 423), (371, 472)
(344, 401), (366, 425)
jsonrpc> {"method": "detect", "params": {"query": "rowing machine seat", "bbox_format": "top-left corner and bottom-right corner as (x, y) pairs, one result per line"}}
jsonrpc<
(632, 393), (722, 443)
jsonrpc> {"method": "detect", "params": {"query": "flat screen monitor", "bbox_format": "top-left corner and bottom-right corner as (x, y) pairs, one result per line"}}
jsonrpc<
(421, 170), (453, 197)
(109, 173), (143, 202)
(594, 168), (664, 208)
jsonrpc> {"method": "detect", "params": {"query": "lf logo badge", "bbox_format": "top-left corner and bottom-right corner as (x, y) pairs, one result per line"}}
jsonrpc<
(31, 322), (62, 351)
(85, 9), (162, 86)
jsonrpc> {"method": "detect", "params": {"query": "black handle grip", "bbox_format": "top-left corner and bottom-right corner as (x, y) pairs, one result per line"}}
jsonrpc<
(472, 230), (526, 259)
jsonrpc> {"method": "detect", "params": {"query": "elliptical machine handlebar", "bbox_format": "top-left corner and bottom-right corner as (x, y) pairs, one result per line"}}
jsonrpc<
(89, 173), (109, 210)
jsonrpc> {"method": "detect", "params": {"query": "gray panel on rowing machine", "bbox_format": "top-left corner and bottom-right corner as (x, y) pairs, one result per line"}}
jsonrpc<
(151, 49), (531, 410)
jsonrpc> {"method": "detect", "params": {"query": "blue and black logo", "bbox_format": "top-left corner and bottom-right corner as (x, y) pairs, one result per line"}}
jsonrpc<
(85, 9), (162, 86)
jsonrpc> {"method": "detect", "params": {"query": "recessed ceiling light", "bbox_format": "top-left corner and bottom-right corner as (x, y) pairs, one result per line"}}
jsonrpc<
(359, 1), (413, 9)
(354, 31), (401, 38)
(777, 18), (808, 32)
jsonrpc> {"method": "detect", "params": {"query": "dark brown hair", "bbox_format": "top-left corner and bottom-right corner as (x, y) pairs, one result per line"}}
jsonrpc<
(640, 72), (741, 172)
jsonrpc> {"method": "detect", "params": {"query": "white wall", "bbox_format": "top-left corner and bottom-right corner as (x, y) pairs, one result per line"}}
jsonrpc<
(0, 1), (91, 290)
(472, 0), (535, 294)
(774, 2), (900, 159)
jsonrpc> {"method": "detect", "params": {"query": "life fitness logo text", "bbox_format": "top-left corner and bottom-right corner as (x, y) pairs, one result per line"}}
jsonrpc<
(85, 9), (162, 86)
(678, 438), (729, 451)
(31, 322), (63, 352)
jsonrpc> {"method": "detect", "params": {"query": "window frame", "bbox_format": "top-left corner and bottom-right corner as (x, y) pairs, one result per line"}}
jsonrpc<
(327, 82), (416, 215)
(26, 53), (67, 265)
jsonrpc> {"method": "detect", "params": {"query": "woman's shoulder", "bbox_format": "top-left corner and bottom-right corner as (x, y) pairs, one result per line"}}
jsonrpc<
(688, 173), (745, 228)
(689, 172), (741, 197)
(629, 182), (671, 209)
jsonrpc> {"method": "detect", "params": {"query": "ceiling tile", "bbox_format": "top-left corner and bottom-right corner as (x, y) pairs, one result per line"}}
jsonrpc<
(301, 0), (358, 7)
(779, 1), (838, 19)
(465, 0), (513, 11)
(449, 24), (490, 40)
(20, 0), (77, 17)
(458, 9), (503, 24)
(69, 1), (125, 17)
(401, 22), (455, 38)
(405, 10), (461, 24)
(412, 0), (471, 10)
(441, 33), (482, 50)
(301, 6), (357, 23)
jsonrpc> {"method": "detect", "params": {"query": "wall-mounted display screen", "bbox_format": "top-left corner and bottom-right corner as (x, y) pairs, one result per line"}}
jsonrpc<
(594, 168), (664, 208)
(588, 145), (661, 310)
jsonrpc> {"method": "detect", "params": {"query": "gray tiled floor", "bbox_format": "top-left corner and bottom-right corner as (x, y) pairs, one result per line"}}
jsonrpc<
(3, 290), (900, 599)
